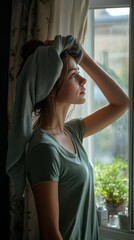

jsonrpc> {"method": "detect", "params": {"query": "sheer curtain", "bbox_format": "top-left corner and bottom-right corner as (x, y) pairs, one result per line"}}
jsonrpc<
(8, 0), (90, 239)
(48, 0), (89, 42)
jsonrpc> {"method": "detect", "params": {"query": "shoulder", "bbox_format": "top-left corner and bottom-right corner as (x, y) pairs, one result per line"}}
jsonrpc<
(29, 142), (58, 157)
(65, 118), (85, 141)
(26, 129), (60, 162)
(28, 128), (58, 150)
(27, 141), (59, 161)
(26, 139), (61, 187)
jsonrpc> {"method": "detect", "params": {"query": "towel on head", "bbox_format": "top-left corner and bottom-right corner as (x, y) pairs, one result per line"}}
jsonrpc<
(6, 35), (83, 198)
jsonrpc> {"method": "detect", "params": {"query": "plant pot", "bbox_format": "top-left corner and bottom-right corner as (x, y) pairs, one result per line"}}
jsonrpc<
(106, 202), (126, 216)
(118, 211), (129, 230)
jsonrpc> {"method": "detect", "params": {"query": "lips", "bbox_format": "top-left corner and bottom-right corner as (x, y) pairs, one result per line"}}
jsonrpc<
(80, 88), (86, 94)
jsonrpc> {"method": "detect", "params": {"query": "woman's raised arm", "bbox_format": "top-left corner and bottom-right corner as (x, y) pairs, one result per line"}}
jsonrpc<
(80, 49), (130, 137)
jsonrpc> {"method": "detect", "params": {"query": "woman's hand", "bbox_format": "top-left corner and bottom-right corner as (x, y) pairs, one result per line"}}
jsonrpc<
(44, 39), (54, 46)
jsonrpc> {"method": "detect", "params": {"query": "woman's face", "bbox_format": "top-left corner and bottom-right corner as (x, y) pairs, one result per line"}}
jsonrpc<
(56, 55), (86, 106)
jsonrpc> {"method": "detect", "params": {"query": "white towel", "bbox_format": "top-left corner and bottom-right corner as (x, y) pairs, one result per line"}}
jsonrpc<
(6, 35), (83, 198)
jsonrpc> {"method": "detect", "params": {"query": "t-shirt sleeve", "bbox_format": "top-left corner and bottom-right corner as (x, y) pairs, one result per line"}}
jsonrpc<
(26, 143), (60, 188)
(65, 118), (85, 142)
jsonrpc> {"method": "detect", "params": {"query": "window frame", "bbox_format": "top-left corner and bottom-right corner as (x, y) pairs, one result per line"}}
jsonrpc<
(88, 0), (134, 239)
(129, 0), (134, 233)
(90, 0), (130, 9)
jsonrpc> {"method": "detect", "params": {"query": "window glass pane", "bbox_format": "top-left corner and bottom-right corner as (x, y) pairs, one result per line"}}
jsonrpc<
(93, 8), (130, 230)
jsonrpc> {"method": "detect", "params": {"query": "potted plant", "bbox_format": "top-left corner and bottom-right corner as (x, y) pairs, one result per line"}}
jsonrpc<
(94, 158), (128, 216)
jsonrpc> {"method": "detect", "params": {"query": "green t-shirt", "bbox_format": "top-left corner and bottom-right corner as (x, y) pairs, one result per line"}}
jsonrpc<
(26, 118), (99, 240)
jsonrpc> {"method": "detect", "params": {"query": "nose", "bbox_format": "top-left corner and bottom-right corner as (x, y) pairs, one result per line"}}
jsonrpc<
(79, 75), (87, 86)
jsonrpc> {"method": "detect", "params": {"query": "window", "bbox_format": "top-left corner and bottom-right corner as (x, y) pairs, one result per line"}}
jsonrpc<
(92, 4), (130, 231)
(70, 0), (134, 239)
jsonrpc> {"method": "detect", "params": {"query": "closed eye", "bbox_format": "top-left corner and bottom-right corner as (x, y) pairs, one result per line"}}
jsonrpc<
(70, 70), (80, 79)
(70, 73), (76, 78)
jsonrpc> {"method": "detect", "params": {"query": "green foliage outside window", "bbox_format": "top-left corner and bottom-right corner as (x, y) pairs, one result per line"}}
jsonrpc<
(95, 158), (128, 205)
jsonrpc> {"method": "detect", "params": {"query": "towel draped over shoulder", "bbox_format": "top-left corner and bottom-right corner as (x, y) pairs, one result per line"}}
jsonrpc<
(6, 35), (83, 198)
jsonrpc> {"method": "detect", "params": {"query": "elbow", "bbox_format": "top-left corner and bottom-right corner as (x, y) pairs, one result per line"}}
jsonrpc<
(110, 97), (130, 118)
(121, 97), (130, 112)
(115, 94), (130, 110)
(113, 97), (130, 116)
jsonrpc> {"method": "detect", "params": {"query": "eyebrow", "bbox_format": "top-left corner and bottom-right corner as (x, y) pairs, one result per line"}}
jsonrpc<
(68, 67), (79, 73)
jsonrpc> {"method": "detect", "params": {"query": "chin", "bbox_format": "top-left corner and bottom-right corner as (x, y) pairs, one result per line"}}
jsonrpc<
(82, 99), (86, 104)
(78, 98), (86, 104)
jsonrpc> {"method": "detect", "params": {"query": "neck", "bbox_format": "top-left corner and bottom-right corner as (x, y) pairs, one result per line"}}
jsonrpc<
(39, 104), (71, 135)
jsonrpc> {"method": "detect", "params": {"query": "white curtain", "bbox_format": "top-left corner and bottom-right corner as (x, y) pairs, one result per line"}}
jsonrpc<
(49, 0), (90, 43)
(8, 1), (90, 239)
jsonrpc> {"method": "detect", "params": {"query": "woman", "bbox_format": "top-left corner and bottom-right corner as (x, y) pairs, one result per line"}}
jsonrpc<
(6, 35), (130, 240)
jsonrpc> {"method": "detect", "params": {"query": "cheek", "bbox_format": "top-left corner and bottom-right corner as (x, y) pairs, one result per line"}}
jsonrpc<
(56, 79), (80, 102)
(56, 85), (74, 102)
(62, 83), (77, 95)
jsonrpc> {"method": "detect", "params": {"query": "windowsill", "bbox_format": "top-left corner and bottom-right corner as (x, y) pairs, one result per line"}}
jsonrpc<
(99, 226), (134, 240)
